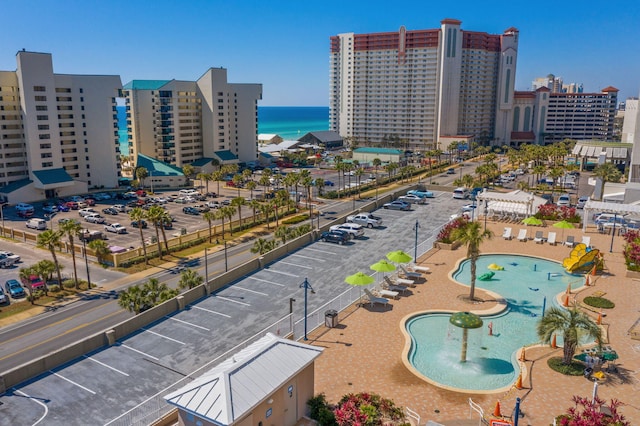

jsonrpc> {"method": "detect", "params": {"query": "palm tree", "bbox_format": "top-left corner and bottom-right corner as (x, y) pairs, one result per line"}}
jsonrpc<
(212, 170), (224, 195)
(135, 167), (148, 187)
(451, 221), (493, 300)
(197, 172), (212, 194)
(88, 239), (110, 265)
(314, 178), (325, 197)
(251, 238), (278, 255)
(182, 164), (195, 182)
(178, 269), (204, 290)
(146, 205), (167, 259)
(19, 266), (37, 304)
(202, 211), (216, 243)
(118, 284), (145, 314)
(221, 205), (236, 236)
(215, 207), (228, 238)
(232, 173), (243, 197)
(275, 225), (291, 244)
(59, 219), (83, 288)
(592, 163), (622, 200)
(231, 197), (246, 230)
(129, 207), (148, 264)
(245, 180), (257, 200)
(33, 259), (58, 284)
(248, 199), (261, 225)
(537, 307), (602, 365)
(36, 229), (63, 288)
(259, 202), (272, 230)
(143, 277), (178, 306)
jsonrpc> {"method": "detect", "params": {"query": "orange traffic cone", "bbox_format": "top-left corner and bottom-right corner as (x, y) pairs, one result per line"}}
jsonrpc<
(597, 311), (602, 325)
(515, 373), (523, 389)
(566, 283), (572, 295)
(591, 263), (598, 276)
(551, 334), (557, 349)
(563, 294), (570, 307)
(585, 275), (591, 286)
(519, 347), (526, 361)
(493, 400), (502, 417)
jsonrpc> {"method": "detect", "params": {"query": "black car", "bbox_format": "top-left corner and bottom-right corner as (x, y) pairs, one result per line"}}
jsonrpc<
(183, 206), (200, 215)
(131, 220), (148, 229)
(320, 230), (349, 245)
(102, 207), (119, 215)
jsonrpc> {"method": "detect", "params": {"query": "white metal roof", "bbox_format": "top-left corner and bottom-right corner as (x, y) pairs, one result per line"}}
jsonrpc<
(164, 333), (323, 425)
(476, 190), (548, 216)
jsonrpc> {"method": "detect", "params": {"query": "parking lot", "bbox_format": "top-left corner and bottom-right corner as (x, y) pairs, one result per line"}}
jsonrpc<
(0, 189), (472, 425)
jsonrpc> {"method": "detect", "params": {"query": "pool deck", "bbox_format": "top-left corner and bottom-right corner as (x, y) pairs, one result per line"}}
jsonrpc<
(310, 222), (640, 425)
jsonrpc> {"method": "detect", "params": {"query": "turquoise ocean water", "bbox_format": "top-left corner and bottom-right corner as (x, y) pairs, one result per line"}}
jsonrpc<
(116, 105), (329, 155)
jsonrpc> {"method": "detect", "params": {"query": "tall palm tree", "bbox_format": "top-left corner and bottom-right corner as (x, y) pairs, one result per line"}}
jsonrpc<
(197, 172), (212, 194)
(221, 205), (236, 236)
(231, 197), (245, 230)
(88, 239), (110, 265)
(245, 180), (257, 200)
(146, 205), (166, 260)
(451, 221), (493, 300)
(202, 211), (216, 243)
(215, 207), (228, 238)
(258, 202), (272, 230)
(129, 207), (148, 264)
(314, 178), (325, 197)
(232, 173), (243, 197)
(59, 219), (83, 289)
(135, 167), (148, 187)
(248, 199), (261, 225)
(36, 229), (63, 288)
(537, 307), (602, 365)
(178, 269), (204, 290)
(212, 170), (224, 195)
(592, 163), (622, 200)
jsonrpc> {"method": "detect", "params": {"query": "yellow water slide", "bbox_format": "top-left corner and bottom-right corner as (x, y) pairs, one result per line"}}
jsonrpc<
(563, 243), (601, 273)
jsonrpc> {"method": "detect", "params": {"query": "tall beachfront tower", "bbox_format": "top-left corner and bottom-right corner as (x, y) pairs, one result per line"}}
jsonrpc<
(329, 19), (519, 151)
(0, 51), (122, 203)
(122, 68), (262, 168)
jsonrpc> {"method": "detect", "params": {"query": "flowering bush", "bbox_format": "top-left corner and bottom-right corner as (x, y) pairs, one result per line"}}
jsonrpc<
(436, 216), (468, 243)
(623, 230), (640, 271)
(334, 393), (407, 426)
(536, 204), (580, 222)
(555, 395), (629, 425)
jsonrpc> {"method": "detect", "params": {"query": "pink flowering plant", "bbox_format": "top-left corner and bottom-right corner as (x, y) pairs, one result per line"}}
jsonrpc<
(536, 204), (580, 222)
(334, 393), (407, 426)
(623, 230), (640, 271)
(555, 395), (629, 426)
(436, 216), (468, 244)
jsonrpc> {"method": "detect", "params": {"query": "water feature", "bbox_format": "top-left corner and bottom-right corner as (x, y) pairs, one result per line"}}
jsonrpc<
(404, 254), (585, 391)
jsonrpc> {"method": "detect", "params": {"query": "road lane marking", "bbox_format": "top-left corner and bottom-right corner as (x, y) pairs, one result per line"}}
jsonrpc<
(14, 389), (49, 425)
(261, 268), (299, 277)
(278, 261), (312, 269)
(291, 254), (325, 261)
(232, 286), (268, 296)
(166, 316), (210, 331)
(246, 277), (285, 287)
(303, 247), (337, 255)
(215, 296), (250, 306)
(120, 344), (159, 360)
(51, 371), (96, 394)
(83, 355), (129, 376)
(141, 328), (185, 345)
(192, 305), (231, 318)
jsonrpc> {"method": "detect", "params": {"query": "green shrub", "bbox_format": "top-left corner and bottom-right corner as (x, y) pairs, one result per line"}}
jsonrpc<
(283, 214), (309, 225)
(583, 296), (615, 309)
(63, 280), (75, 289)
(48, 285), (61, 293)
(547, 356), (585, 376)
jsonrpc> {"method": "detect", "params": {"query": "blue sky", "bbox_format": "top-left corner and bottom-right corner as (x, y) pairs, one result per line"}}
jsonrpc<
(1, 0), (638, 106)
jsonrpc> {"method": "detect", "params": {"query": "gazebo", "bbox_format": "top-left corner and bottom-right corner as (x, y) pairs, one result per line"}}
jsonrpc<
(476, 190), (547, 220)
(582, 200), (640, 232)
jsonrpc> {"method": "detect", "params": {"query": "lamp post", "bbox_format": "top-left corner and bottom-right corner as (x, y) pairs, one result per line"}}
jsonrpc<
(224, 241), (228, 271)
(610, 213), (617, 253)
(299, 278), (315, 340)
(413, 220), (420, 262)
(150, 170), (154, 194)
(82, 237), (91, 287)
(204, 247), (209, 283)
(0, 203), (5, 237)
(484, 199), (489, 231)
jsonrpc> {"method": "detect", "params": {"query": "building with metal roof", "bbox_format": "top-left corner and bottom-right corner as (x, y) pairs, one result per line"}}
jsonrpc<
(135, 154), (185, 189)
(298, 131), (343, 149)
(352, 147), (405, 164)
(165, 333), (323, 426)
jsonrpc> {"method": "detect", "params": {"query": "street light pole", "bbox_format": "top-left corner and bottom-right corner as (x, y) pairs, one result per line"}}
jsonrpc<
(610, 213), (617, 253)
(0, 203), (5, 237)
(299, 278), (315, 340)
(413, 220), (420, 262)
(484, 199), (489, 231)
(224, 241), (228, 271)
(82, 237), (91, 287)
(204, 247), (209, 283)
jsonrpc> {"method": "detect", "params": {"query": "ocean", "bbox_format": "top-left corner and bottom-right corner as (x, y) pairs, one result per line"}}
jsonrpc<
(116, 105), (329, 155)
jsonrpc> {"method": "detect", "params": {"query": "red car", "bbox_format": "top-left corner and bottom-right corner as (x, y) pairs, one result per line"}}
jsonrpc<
(84, 198), (96, 206)
(65, 201), (79, 210)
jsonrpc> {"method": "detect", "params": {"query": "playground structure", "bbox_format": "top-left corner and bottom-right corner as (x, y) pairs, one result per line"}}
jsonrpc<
(562, 243), (604, 274)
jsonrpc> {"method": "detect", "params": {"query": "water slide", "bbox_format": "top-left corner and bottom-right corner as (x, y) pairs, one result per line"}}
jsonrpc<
(562, 243), (601, 273)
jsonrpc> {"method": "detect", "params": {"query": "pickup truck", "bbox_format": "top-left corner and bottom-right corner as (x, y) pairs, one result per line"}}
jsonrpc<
(346, 213), (383, 228)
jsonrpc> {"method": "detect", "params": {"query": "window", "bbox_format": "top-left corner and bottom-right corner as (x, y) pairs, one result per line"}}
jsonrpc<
(36, 105), (48, 111)
(33, 86), (46, 92)
(38, 125), (49, 130)
(34, 96), (47, 102)
(40, 153), (52, 158)
(41, 162), (53, 167)
(39, 134), (50, 139)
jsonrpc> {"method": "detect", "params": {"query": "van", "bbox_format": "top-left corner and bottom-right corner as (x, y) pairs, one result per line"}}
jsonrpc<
(25, 218), (47, 230)
(452, 187), (469, 200)
(179, 189), (199, 196)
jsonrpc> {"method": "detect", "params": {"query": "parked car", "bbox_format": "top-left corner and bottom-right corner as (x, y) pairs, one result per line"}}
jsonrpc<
(5, 279), (25, 298)
(0, 254), (18, 269)
(330, 223), (365, 239)
(557, 195), (571, 207)
(21, 274), (45, 292)
(398, 194), (426, 204)
(84, 214), (106, 224)
(0, 251), (20, 263)
(576, 196), (589, 209)
(194, 204), (210, 213)
(56, 203), (70, 212)
(112, 204), (128, 213)
(346, 213), (383, 228)
(446, 168), (455, 174)
(131, 220), (148, 229)
(42, 203), (58, 214)
(320, 230), (349, 245)
(26, 218), (47, 230)
(461, 204), (477, 213)
(102, 207), (119, 215)
(183, 206), (200, 215)
(383, 200), (411, 211)
(79, 230), (107, 242)
(206, 201), (220, 208)
(324, 180), (335, 186)
(407, 189), (435, 198)
(0, 286), (8, 305)
(78, 208), (97, 217)
(104, 223), (127, 234)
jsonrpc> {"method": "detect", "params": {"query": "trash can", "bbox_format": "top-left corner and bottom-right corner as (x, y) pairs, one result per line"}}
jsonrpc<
(324, 309), (338, 328)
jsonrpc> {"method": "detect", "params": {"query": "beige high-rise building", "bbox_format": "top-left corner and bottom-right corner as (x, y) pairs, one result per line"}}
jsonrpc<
(0, 51), (122, 203)
(329, 19), (519, 151)
(122, 68), (262, 168)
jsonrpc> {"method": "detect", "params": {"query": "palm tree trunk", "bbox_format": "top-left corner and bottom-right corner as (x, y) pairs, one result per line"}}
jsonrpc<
(50, 249), (63, 289)
(70, 237), (79, 289)
(469, 256), (477, 300)
(208, 220), (213, 243)
(138, 225), (148, 264)
(160, 226), (169, 253)
(154, 226), (163, 260)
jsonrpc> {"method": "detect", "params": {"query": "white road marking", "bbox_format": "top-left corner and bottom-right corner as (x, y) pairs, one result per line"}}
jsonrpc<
(192, 305), (231, 318)
(262, 268), (299, 277)
(278, 261), (312, 269)
(246, 276), (285, 287)
(215, 295), (250, 306)
(291, 254), (325, 261)
(233, 285), (268, 296)
(120, 343), (159, 360)
(14, 389), (48, 425)
(51, 371), (96, 394)
(141, 328), (185, 345)
(83, 355), (129, 376)
(304, 247), (338, 255)
(166, 316), (210, 331)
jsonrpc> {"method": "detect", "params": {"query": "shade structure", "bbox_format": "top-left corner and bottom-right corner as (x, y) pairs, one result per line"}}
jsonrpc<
(553, 220), (575, 240)
(449, 312), (483, 362)
(370, 260), (397, 273)
(344, 272), (375, 286)
(522, 216), (543, 226)
(386, 250), (413, 264)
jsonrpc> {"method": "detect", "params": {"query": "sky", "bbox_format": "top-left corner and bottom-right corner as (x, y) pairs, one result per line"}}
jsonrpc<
(1, 0), (639, 106)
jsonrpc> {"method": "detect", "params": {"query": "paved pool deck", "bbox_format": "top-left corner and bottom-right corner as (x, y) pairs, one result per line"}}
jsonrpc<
(310, 222), (640, 425)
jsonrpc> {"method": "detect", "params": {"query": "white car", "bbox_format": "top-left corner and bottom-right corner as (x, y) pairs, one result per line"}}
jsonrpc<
(557, 195), (571, 207)
(576, 196), (589, 209)
(330, 223), (365, 239)
(461, 204), (477, 213)
(0, 251), (20, 263)
(78, 208), (97, 217)
(85, 214), (106, 224)
(398, 194), (426, 204)
(112, 204), (128, 212)
(105, 223), (127, 234)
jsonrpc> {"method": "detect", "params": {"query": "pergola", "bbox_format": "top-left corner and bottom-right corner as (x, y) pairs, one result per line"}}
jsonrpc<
(476, 190), (545, 218)
(582, 200), (640, 232)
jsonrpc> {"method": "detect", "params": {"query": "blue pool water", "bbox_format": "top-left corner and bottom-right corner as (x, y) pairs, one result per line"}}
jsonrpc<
(406, 254), (585, 391)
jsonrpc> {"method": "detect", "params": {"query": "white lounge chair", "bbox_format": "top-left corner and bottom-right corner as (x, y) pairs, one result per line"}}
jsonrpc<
(534, 230), (544, 244)
(398, 265), (421, 279)
(363, 288), (389, 307)
(384, 275), (415, 289)
(582, 236), (591, 248)
(547, 232), (557, 246)
(409, 264), (430, 273)
(502, 227), (513, 240)
(517, 229), (528, 242)
(375, 285), (399, 299)
(382, 280), (410, 295)
(565, 235), (575, 247)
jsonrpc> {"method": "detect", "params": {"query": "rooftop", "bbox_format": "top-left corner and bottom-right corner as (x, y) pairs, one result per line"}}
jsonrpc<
(122, 80), (171, 90)
(32, 168), (74, 185)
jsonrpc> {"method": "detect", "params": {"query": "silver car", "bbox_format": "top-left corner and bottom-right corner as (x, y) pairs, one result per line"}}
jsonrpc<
(330, 223), (365, 239)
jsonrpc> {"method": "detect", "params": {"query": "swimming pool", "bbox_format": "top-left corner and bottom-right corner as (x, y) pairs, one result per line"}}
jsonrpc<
(404, 254), (585, 392)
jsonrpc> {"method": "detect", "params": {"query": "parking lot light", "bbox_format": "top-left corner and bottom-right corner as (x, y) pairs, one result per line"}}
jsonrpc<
(299, 278), (315, 340)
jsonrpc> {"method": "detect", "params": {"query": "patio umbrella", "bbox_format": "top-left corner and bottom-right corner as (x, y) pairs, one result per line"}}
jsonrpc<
(522, 216), (543, 226)
(553, 220), (575, 240)
(386, 250), (413, 264)
(370, 260), (397, 273)
(345, 272), (376, 305)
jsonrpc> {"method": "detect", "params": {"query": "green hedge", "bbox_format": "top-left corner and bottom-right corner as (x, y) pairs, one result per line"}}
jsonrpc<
(583, 296), (615, 309)
(547, 356), (585, 376)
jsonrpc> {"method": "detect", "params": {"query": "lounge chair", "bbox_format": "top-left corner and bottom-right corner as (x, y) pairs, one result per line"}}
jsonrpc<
(398, 265), (421, 279)
(582, 236), (591, 248)
(409, 264), (430, 273)
(381, 279), (410, 295)
(534, 231), (544, 244)
(375, 285), (399, 299)
(384, 275), (415, 289)
(502, 227), (513, 240)
(363, 288), (389, 307)
(517, 229), (528, 242)
(547, 232), (557, 246)
(565, 235), (575, 247)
